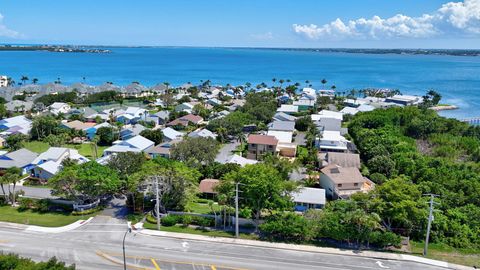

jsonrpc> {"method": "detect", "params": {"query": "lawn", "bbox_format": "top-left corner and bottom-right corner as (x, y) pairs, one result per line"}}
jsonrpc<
(0, 206), (96, 227)
(143, 223), (258, 240)
(185, 201), (221, 215)
(410, 241), (480, 267)
(23, 141), (107, 159)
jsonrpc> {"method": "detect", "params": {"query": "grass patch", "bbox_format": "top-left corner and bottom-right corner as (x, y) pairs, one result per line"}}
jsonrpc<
(185, 201), (221, 215)
(23, 141), (107, 159)
(410, 241), (480, 267)
(0, 205), (96, 227)
(23, 141), (50, 153)
(143, 223), (258, 240)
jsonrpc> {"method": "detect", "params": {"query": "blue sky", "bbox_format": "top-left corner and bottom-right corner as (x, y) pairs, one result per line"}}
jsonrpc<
(1, 0), (479, 48)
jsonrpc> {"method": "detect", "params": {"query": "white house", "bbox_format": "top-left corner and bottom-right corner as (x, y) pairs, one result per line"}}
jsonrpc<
(0, 115), (32, 135)
(103, 135), (154, 156)
(340, 107), (359, 115)
(162, 127), (184, 142)
(175, 102), (195, 113)
(292, 187), (326, 211)
(311, 111), (343, 132)
(49, 102), (71, 115)
(277, 104), (299, 115)
(0, 76), (7, 87)
(222, 154), (258, 167)
(188, 128), (216, 139)
(316, 130), (349, 152)
(32, 147), (89, 180)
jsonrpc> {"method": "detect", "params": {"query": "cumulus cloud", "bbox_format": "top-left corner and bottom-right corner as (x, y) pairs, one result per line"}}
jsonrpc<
(250, 32), (274, 40)
(293, 0), (480, 40)
(0, 13), (21, 38)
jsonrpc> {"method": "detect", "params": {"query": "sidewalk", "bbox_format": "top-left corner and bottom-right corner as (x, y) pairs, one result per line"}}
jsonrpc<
(136, 226), (473, 270)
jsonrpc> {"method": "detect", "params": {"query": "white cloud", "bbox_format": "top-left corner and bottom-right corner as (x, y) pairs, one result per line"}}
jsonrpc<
(293, 0), (480, 40)
(0, 13), (21, 38)
(250, 32), (274, 40)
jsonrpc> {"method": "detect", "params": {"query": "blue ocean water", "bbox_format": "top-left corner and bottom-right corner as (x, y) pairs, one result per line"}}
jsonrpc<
(1, 47), (479, 119)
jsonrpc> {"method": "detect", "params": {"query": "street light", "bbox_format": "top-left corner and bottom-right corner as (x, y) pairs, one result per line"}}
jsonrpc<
(123, 222), (132, 270)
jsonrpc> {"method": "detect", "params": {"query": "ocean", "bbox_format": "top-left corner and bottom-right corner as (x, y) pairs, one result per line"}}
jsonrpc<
(1, 47), (479, 119)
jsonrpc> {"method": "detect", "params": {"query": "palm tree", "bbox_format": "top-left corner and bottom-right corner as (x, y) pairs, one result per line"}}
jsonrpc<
(305, 80), (310, 86)
(55, 77), (62, 84)
(331, 85), (337, 91)
(7, 77), (15, 87)
(20, 76), (29, 85)
(32, 78), (39, 84)
(279, 79), (285, 89)
(272, 78), (277, 87)
(321, 78), (327, 89)
(245, 82), (251, 91)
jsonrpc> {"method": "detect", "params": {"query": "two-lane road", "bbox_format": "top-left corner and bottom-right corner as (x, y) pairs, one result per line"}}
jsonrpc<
(0, 216), (445, 270)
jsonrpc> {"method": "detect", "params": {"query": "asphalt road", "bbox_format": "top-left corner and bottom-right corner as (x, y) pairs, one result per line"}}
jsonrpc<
(0, 216), (444, 270)
(1, 184), (54, 199)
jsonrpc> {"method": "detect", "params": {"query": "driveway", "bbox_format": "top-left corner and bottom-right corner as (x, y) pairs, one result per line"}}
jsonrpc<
(1, 184), (54, 199)
(215, 141), (240, 163)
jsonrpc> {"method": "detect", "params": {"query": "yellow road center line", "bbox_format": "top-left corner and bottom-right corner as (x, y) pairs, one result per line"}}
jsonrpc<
(211, 266), (217, 270)
(151, 258), (161, 270)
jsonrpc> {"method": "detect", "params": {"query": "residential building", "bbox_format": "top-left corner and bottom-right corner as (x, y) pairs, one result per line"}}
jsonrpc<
(175, 102), (195, 113)
(292, 187), (326, 211)
(316, 130), (349, 152)
(247, 134), (278, 160)
(322, 152), (361, 168)
(0, 76), (7, 87)
(61, 120), (96, 131)
(385, 95), (423, 106)
(49, 102), (71, 115)
(273, 112), (297, 122)
(277, 104), (298, 114)
(268, 121), (296, 132)
(267, 130), (297, 158)
(5, 100), (33, 113)
(167, 114), (204, 127)
(0, 148), (38, 174)
(199, 179), (220, 198)
(0, 115), (32, 135)
(151, 111), (170, 125)
(161, 127), (184, 142)
(222, 154), (258, 167)
(120, 124), (146, 140)
(145, 139), (180, 159)
(340, 107), (359, 115)
(117, 107), (147, 124)
(312, 110), (343, 132)
(85, 122), (112, 140)
(32, 147), (89, 180)
(188, 128), (216, 139)
(320, 164), (374, 199)
(357, 104), (375, 112)
(103, 135), (154, 156)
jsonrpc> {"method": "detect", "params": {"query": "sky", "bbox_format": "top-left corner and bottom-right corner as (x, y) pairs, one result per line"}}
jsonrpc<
(1, 0), (479, 48)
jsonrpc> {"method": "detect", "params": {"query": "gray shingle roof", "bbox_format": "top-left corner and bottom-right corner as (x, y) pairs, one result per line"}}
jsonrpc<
(0, 148), (38, 169)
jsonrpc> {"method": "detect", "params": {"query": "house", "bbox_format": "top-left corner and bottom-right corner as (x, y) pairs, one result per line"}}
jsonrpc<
(188, 128), (216, 139)
(167, 114), (204, 127)
(5, 100), (33, 112)
(316, 130), (349, 152)
(161, 127), (184, 142)
(247, 134), (278, 160)
(32, 147), (89, 180)
(344, 99), (367, 108)
(85, 122), (112, 140)
(61, 120), (96, 131)
(0, 75), (7, 87)
(103, 135), (154, 156)
(117, 107), (147, 124)
(0, 148), (38, 174)
(320, 164), (374, 199)
(150, 83), (168, 95)
(357, 104), (375, 112)
(267, 130), (297, 157)
(340, 107), (359, 115)
(385, 95), (423, 106)
(68, 107), (98, 118)
(206, 98), (222, 107)
(175, 102), (195, 113)
(273, 112), (297, 122)
(318, 89), (335, 97)
(293, 88), (317, 111)
(145, 139), (180, 159)
(268, 121), (296, 132)
(278, 94), (291, 104)
(221, 154), (258, 166)
(49, 102), (71, 115)
(312, 110), (344, 132)
(277, 104), (299, 114)
(267, 130), (293, 144)
(0, 115), (32, 135)
(120, 124), (146, 140)
(199, 179), (220, 198)
(322, 152), (361, 168)
(152, 111), (170, 125)
(292, 187), (326, 211)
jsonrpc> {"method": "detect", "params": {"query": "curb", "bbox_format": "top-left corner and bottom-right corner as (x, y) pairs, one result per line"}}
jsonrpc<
(137, 228), (473, 270)
(95, 251), (150, 270)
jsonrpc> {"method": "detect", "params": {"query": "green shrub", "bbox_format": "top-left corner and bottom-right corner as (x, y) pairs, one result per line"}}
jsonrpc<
(160, 215), (178, 227)
(181, 215), (193, 226)
(146, 214), (157, 224)
(193, 216), (214, 227)
(71, 207), (99, 216)
(18, 198), (35, 211)
(35, 199), (50, 213)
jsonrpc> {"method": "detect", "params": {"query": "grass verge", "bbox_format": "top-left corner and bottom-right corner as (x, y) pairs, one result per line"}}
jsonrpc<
(0, 205), (96, 227)
(410, 241), (480, 267)
(143, 222), (258, 240)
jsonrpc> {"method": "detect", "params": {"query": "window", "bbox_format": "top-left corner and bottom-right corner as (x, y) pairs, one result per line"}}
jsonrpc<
(354, 183), (359, 187)
(337, 184), (342, 187)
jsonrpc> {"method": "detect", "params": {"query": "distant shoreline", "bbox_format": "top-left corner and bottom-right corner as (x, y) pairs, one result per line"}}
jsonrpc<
(0, 44), (479, 57)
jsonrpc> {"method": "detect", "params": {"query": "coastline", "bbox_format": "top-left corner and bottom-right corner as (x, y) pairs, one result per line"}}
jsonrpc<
(429, 105), (459, 111)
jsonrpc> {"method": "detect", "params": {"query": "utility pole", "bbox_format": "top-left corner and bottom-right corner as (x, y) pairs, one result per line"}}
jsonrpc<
(155, 177), (160, 231)
(423, 194), (439, 256)
(235, 182), (239, 238)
